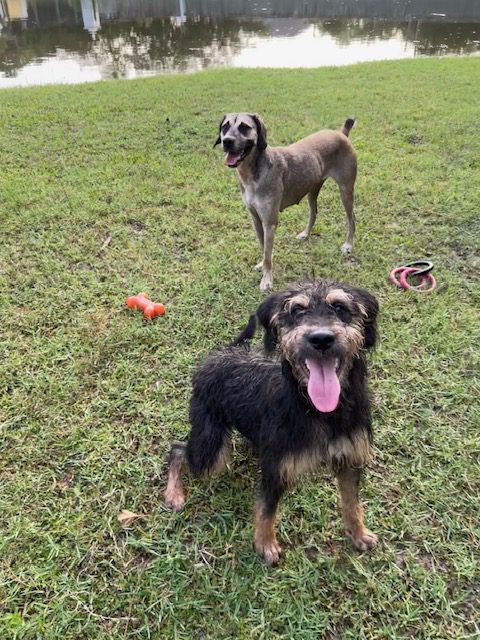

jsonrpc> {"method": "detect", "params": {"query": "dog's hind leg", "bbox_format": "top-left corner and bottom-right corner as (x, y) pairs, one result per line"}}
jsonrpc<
(339, 184), (356, 254)
(165, 410), (231, 512)
(297, 180), (325, 241)
(336, 466), (378, 551)
(164, 441), (187, 512)
(186, 402), (231, 478)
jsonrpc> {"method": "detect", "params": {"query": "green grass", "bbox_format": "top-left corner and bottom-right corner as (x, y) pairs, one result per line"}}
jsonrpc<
(1, 57), (479, 639)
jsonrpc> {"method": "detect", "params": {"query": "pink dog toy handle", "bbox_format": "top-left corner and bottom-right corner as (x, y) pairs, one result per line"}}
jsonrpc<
(389, 266), (436, 292)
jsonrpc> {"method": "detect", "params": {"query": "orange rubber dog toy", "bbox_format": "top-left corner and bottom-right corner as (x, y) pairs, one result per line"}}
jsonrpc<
(126, 293), (166, 320)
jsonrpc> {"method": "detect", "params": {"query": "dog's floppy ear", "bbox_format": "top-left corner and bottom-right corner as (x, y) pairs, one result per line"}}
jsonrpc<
(353, 288), (379, 349)
(213, 114), (226, 148)
(251, 114), (267, 152)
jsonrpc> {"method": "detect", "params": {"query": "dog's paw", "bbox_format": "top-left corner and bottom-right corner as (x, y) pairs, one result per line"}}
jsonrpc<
(164, 488), (185, 512)
(255, 540), (282, 566)
(260, 273), (273, 291)
(348, 528), (378, 551)
(255, 260), (264, 271)
(296, 230), (309, 242)
(341, 242), (353, 254)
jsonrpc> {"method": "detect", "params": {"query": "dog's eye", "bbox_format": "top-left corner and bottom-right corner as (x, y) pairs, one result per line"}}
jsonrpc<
(332, 303), (346, 314)
(290, 304), (307, 316)
(238, 123), (252, 135)
(331, 302), (351, 321)
(222, 123), (230, 134)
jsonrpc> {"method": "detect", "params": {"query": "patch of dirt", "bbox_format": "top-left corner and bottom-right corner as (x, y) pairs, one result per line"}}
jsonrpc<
(127, 219), (146, 234)
(407, 133), (424, 145)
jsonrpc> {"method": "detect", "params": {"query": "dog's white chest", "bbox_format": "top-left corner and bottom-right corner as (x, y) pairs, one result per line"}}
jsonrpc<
(240, 179), (273, 215)
(240, 181), (257, 209)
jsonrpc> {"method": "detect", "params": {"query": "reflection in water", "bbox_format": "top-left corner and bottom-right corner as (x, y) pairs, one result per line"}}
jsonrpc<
(0, 0), (479, 87)
(81, 0), (101, 36)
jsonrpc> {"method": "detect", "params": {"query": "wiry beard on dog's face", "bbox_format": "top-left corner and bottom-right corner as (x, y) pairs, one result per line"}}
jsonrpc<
(274, 288), (368, 413)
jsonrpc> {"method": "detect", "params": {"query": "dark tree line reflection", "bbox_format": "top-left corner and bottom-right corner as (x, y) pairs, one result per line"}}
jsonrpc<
(0, 17), (269, 77)
(315, 18), (480, 53)
(88, 17), (269, 76)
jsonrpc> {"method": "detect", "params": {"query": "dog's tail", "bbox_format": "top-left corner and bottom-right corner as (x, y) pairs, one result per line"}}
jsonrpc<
(229, 314), (257, 346)
(341, 117), (356, 137)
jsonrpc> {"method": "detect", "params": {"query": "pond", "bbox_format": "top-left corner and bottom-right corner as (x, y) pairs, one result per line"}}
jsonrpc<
(1, 0), (479, 88)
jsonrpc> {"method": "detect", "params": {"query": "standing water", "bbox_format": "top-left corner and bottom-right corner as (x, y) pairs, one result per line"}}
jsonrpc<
(0, 0), (479, 87)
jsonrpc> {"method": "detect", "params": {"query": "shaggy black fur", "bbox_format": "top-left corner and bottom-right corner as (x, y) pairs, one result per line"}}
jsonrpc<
(187, 349), (371, 481)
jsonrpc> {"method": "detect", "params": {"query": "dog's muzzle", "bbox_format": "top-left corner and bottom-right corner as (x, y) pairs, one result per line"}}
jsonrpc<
(222, 140), (254, 168)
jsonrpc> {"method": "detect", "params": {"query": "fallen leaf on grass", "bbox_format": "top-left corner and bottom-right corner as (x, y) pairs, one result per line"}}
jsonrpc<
(100, 235), (112, 251)
(56, 472), (74, 492)
(118, 510), (141, 527)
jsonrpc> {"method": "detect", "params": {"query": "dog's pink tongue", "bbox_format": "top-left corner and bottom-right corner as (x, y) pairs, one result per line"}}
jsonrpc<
(225, 152), (241, 167)
(306, 359), (340, 413)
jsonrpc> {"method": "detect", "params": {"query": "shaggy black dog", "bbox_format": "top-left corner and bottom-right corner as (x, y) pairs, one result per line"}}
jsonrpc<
(165, 279), (379, 565)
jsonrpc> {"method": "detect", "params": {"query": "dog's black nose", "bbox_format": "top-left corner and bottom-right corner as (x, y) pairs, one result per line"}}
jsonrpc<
(223, 138), (235, 151)
(308, 330), (335, 351)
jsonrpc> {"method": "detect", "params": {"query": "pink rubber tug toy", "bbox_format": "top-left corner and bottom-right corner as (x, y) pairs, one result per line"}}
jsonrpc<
(389, 260), (436, 292)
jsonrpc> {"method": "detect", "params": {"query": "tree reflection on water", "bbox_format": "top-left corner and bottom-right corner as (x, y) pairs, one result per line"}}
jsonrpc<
(0, 0), (479, 84)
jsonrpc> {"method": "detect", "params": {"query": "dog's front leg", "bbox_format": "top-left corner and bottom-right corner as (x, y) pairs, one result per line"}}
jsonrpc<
(336, 466), (378, 551)
(253, 204), (279, 291)
(249, 208), (265, 271)
(254, 472), (285, 565)
(260, 222), (277, 290)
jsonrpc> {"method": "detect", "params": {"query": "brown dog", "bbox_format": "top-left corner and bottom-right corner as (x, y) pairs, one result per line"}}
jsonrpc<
(215, 114), (357, 290)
